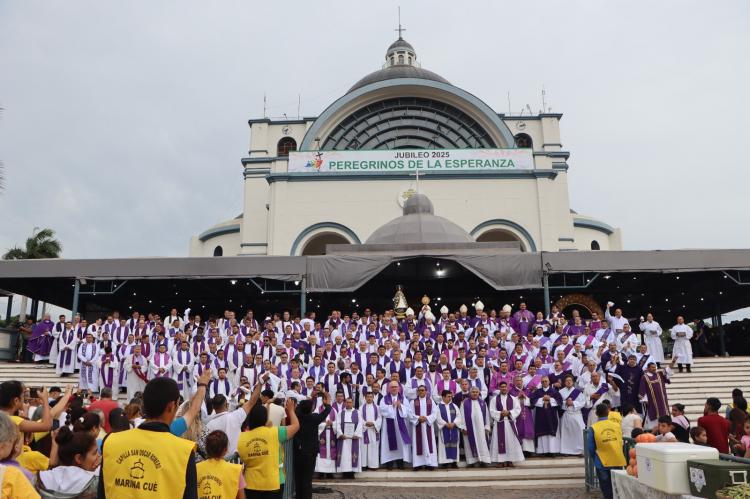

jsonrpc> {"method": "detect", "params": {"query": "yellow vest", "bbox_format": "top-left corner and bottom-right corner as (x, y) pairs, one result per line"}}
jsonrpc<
(196, 459), (241, 499)
(608, 410), (622, 426)
(237, 426), (280, 491)
(102, 427), (194, 499)
(592, 419), (627, 468)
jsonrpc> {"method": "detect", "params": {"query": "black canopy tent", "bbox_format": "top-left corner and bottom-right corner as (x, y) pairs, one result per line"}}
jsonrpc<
(0, 250), (749, 329)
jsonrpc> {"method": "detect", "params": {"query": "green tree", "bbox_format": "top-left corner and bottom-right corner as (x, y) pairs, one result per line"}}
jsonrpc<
(3, 227), (62, 260)
(3, 227), (62, 320)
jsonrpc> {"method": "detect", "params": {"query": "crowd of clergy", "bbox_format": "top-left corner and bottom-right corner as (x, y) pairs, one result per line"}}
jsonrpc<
(24, 298), (697, 473)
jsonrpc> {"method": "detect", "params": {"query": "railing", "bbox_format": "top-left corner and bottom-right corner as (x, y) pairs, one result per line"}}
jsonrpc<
(583, 428), (634, 492)
(720, 453), (750, 465)
(228, 439), (296, 498)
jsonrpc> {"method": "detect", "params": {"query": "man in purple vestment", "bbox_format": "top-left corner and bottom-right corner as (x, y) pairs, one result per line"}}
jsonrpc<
(28, 314), (55, 361)
(639, 359), (676, 428)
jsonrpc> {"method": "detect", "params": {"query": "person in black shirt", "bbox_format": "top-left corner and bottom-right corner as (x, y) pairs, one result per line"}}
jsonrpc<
(293, 390), (331, 499)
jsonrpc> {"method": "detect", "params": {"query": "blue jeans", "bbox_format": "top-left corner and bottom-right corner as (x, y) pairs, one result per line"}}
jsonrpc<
(596, 467), (613, 499)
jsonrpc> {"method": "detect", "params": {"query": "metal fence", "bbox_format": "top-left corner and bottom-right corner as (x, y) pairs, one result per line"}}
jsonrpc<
(583, 428), (635, 492)
(228, 439), (296, 498)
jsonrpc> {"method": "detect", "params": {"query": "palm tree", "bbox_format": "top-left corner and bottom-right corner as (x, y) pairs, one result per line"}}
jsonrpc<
(3, 227), (63, 320)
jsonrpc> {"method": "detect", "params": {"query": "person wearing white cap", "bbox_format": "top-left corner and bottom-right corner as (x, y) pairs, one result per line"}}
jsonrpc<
(421, 311), (438, 338)
(439, 305), (450, 328)
(399, 307), (418, 335)
(470, 300), (485, 329)
(456, 304), (471, 330)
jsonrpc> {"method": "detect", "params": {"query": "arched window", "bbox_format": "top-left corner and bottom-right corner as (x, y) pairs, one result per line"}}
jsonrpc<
(213, 245), (223, 256)
(590, 240), (600, 251)
(277, 137), (297, 157)
(398, 54), (404, 64)
(514, 133), (533, 149)
(301, 233), (350, 255)
(476, 229), (526, 251)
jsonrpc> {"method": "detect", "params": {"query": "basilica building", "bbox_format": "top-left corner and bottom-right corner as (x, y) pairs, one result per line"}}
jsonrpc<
(190, 36), (621, 257)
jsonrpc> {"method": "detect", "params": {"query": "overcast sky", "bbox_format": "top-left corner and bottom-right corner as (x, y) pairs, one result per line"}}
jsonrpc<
(1, 1), (749, 260)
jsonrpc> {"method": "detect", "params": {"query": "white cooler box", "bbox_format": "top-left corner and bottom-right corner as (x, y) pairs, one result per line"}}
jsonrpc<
(636, 442), (719, 494)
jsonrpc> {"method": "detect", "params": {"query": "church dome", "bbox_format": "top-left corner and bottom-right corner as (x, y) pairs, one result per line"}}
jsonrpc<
(348, 36), (450, 93)
(349, 66), (450, 93)
(365, 193), (474, 245)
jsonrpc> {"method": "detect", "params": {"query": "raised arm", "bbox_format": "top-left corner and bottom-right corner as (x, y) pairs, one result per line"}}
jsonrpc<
(282, 398), (300, 439)
(50, 385), (75, 420)
(241, 372), (266, 414)
(18, 387), (52, 433)
(181, 369), (211, 427)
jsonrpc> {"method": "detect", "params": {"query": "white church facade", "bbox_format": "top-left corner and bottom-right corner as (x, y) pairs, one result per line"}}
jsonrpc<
(190, 36), (621, 257)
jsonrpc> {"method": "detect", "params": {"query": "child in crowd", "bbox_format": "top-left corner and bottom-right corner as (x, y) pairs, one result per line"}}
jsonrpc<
(655, 415), (678, 442)
(690, 426), (709, 446)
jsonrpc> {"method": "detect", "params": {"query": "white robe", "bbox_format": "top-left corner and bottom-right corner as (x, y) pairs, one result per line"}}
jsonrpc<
(360, 402), (382, 469)
(172, 349), (194, 400)
(96, 354), (119, 394)
(150, 352), (172, 379)
(378, 396), (412, 464)
(125, 354), (149, 399)
(639, 321), (665, 363)
(335, 408), (363, 473)
(670, 324), (693, 364)
(457, 399), (491, 465)
(55, 330), (78, 375)
(409, 397), (438, 467)
(557, 386), (585, 455)
(315, 410), (338, 473)
(534, 387), (561, 454)
(489, 394), (524, 463)
(77, 342), (99, 391)
(435, 401), (462, 464)
(48, 322), (64, 365)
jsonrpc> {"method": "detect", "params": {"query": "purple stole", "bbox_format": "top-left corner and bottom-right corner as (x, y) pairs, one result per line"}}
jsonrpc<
(362, 404), (379, 444)
(583, 334), (597, 348)
(175, 350), (192, 387)
(413, 398), (434, 456)
(461, 397), (487, 457)
(319, 408), (337, 460)
(509, 387), (535, 439)
(526, 374), (542, 390)
(58, 330), (76, 367)
(193, 341), (207, 356)
(100, 354), (115, 388)
(438, 403), (459, 459)
(117, 343), (135, 384)
(114, 327), (129, 344)
(560, 344), (573, 358)
(212, 378), (230, 395)
(335, 409), (360, 468)
(323, 373), (339, 393)
(237, 365), (257, 385)
(437, 379), (457, 395)
(154, 352), (169, 378)
(80, 343), (97, 384)
(411, 377), (430, 395)
(495, 394), (519, 453)
(195, 362), (211, 378)
(139, 342), (151, 358)
(383, 393), (412, 450)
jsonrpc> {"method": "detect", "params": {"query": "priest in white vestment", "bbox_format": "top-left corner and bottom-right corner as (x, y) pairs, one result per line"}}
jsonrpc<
(670, 316), (694, 372)
(558, 374), (586, 455)
(457, 386), (491, 467)
(125, 345), (150, 399)
(489, 381), (524, 467)
(639, 314), (665, 365)
(360, 391), (382, 470)
(435, 390), (462, 468)
(409, 385), (438, 469)
(335, 397), (363, 477)
(378, 380), (412, 469)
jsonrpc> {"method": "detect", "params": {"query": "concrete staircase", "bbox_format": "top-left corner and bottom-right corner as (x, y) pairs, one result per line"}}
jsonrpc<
(3, 357), (747, 490)
(666, 356), (750, 423)
(319, 457), (585, 489)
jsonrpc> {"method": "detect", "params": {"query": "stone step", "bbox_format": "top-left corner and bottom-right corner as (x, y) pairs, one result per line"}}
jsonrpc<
(318, 477), (584, 488)
(351, 465), (584, 482)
